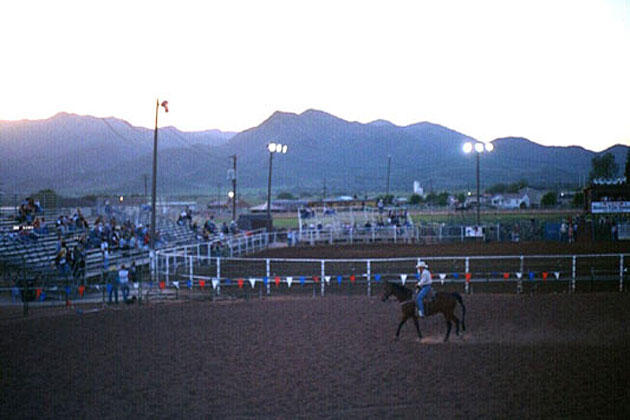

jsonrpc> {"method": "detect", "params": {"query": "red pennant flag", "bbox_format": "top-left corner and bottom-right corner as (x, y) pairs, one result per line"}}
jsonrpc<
(313, 276), (319, 283)
(465, 273), (472, 282)
(36, 288), (42, 299)
(199, 280), (206, 289)
(350, 275), (356, 284)
(78, 285), (85, 296)
(542, 272), (548, 281)
(237, 279), (244, 289)
(503, 272), (510, 279)
(159, 281), (165, 290)
(161, 100), (169, 112)
(274, 276), (281, 287)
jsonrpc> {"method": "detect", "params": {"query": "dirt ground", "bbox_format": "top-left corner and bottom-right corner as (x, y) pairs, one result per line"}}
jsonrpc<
(1, 292), (629, 419)
(1, 241), (629, 418)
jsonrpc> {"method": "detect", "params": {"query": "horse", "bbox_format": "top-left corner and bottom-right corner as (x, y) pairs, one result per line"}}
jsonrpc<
(381, 280), (466, 342)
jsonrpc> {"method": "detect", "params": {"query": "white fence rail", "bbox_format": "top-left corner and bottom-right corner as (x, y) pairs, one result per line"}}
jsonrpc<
(153, 252), (630, 297)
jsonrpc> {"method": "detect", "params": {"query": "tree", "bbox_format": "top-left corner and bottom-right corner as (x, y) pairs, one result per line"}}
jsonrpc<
(277, 192), (295, 200)
(540, 192), (557, 208)
(408, 194), (422, 205)
(589, 153), (618, 181)
(572, 192), (584, 208)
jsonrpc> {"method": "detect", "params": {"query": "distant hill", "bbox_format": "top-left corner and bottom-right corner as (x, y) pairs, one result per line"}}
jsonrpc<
(0, 110), (627, 196)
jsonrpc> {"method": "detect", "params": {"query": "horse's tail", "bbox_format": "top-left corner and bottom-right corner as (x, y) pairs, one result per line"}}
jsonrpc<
(452, 292), (466, 331)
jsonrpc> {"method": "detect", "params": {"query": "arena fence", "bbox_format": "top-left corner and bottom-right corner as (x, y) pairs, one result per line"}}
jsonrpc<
(152, 251), (630, 300)
(2, 251), (628, 316)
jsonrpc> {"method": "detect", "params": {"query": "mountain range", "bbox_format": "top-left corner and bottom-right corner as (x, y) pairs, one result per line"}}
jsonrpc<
(0, 110), (627, 197)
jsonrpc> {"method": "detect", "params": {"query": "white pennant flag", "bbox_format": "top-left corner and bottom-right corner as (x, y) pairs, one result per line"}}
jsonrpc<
(286, 276), (293, 288)
(173, 281), (180, 289)
(95, 285), (101, 291)
(133, 282), (139, 289)
(554, 272), (560, 280)
(324, 276), (331, 285)
(249, 277), (257, 288)
(400, 274), (408, 285)
(516, 272), (523, 279)
(212, 278), (220, 290)
(439, 273), (446, 284)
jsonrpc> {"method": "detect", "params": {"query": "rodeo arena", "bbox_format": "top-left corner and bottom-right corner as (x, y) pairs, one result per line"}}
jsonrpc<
(1, 187), (630, 418)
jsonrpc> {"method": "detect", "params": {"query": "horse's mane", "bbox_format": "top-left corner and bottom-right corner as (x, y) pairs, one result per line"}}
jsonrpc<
(388, 280), (412, 297)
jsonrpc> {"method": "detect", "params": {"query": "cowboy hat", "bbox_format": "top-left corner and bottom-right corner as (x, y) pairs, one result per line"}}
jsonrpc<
(416, 261), (428, 269)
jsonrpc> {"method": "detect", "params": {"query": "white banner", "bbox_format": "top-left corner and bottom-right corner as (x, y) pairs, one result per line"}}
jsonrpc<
(591, 201), (630, 213)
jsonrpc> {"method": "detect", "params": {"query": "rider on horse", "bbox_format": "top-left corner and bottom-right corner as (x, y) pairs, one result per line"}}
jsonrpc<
(415, 261), (432, 318)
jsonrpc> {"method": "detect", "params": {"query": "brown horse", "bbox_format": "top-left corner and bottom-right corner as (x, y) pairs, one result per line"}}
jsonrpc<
(381, 280), (466, 342)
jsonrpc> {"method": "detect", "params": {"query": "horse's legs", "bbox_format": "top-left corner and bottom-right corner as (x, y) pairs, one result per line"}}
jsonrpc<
(395, 316), (408, 339)
(453, 315), (461, 336)
(412, 315), (422, 339)
(444, 320), (452, 342)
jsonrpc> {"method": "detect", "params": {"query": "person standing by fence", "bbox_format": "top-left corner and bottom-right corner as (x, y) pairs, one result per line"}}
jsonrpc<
(118, 264), (130, 303)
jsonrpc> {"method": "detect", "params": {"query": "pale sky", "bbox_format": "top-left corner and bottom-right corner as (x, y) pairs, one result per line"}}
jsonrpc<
(1, 0), (629, 151)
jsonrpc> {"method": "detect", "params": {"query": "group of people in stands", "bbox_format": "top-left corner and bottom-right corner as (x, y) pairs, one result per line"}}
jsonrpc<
(16, 197), (42, 224)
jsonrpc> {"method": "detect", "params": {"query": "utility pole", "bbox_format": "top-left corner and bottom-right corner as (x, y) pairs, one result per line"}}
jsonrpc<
(143, 174), (148, 198)
(230, 155), (237, 222)
(217, 183), (221, 211)
(386, 155), (392, 198)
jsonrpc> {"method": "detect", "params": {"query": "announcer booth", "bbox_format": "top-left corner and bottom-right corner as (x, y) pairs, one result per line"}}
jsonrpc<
(584, 178), (630, 240)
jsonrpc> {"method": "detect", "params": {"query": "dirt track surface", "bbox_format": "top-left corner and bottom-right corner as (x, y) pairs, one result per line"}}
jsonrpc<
(1, 293), (629, 418)
(253, 240), (629, 259)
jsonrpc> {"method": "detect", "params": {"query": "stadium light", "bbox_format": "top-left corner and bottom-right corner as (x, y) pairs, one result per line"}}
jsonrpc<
(463, 141), (494, 227)
(266, 142), (289, 232)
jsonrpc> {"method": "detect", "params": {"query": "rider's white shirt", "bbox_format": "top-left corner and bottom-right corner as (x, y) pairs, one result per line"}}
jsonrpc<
(418, 270), (432, 287)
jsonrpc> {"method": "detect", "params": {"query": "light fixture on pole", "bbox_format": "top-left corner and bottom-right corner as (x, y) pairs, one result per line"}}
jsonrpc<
(463, 140), (494, 226)
(266, 142), (288, 232)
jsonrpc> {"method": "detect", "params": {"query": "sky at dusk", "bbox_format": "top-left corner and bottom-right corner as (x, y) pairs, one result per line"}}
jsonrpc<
(1, 0), (629, 151)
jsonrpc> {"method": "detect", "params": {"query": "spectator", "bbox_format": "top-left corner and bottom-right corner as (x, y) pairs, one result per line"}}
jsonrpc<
(118, 264), (130, 303)
(107, 265), (119, 304)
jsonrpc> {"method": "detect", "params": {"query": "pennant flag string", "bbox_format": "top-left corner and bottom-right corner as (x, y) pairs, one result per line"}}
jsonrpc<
(400, 274), (407, 285)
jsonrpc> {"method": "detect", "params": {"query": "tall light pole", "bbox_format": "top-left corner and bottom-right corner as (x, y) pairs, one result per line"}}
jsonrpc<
(150, 99), (168, 251)
(149, 99), (168, 305)
(266, 142), (288, 232)
(463, 141), (494, 226)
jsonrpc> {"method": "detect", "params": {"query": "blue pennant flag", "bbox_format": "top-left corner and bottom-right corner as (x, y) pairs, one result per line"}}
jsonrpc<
(263, 276), (269, 286)
(491, 272), (498, 277)
(187, 280), (193, 289)
(337, 275), (343, 285)
(529, 271), (535, 280)
(374, 274), (381, 282)
(300, 276), (305, 286)
(453, 273), (459, 279)
(225, 278), (231, 285)
(65, 286), (72, 295)
(40, 292), (46, 302)
(148, 282), (153, 289)
(106, 284), (113, 293)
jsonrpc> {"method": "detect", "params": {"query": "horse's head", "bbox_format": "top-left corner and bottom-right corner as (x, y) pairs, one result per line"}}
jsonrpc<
(381, 281), (393, 302)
